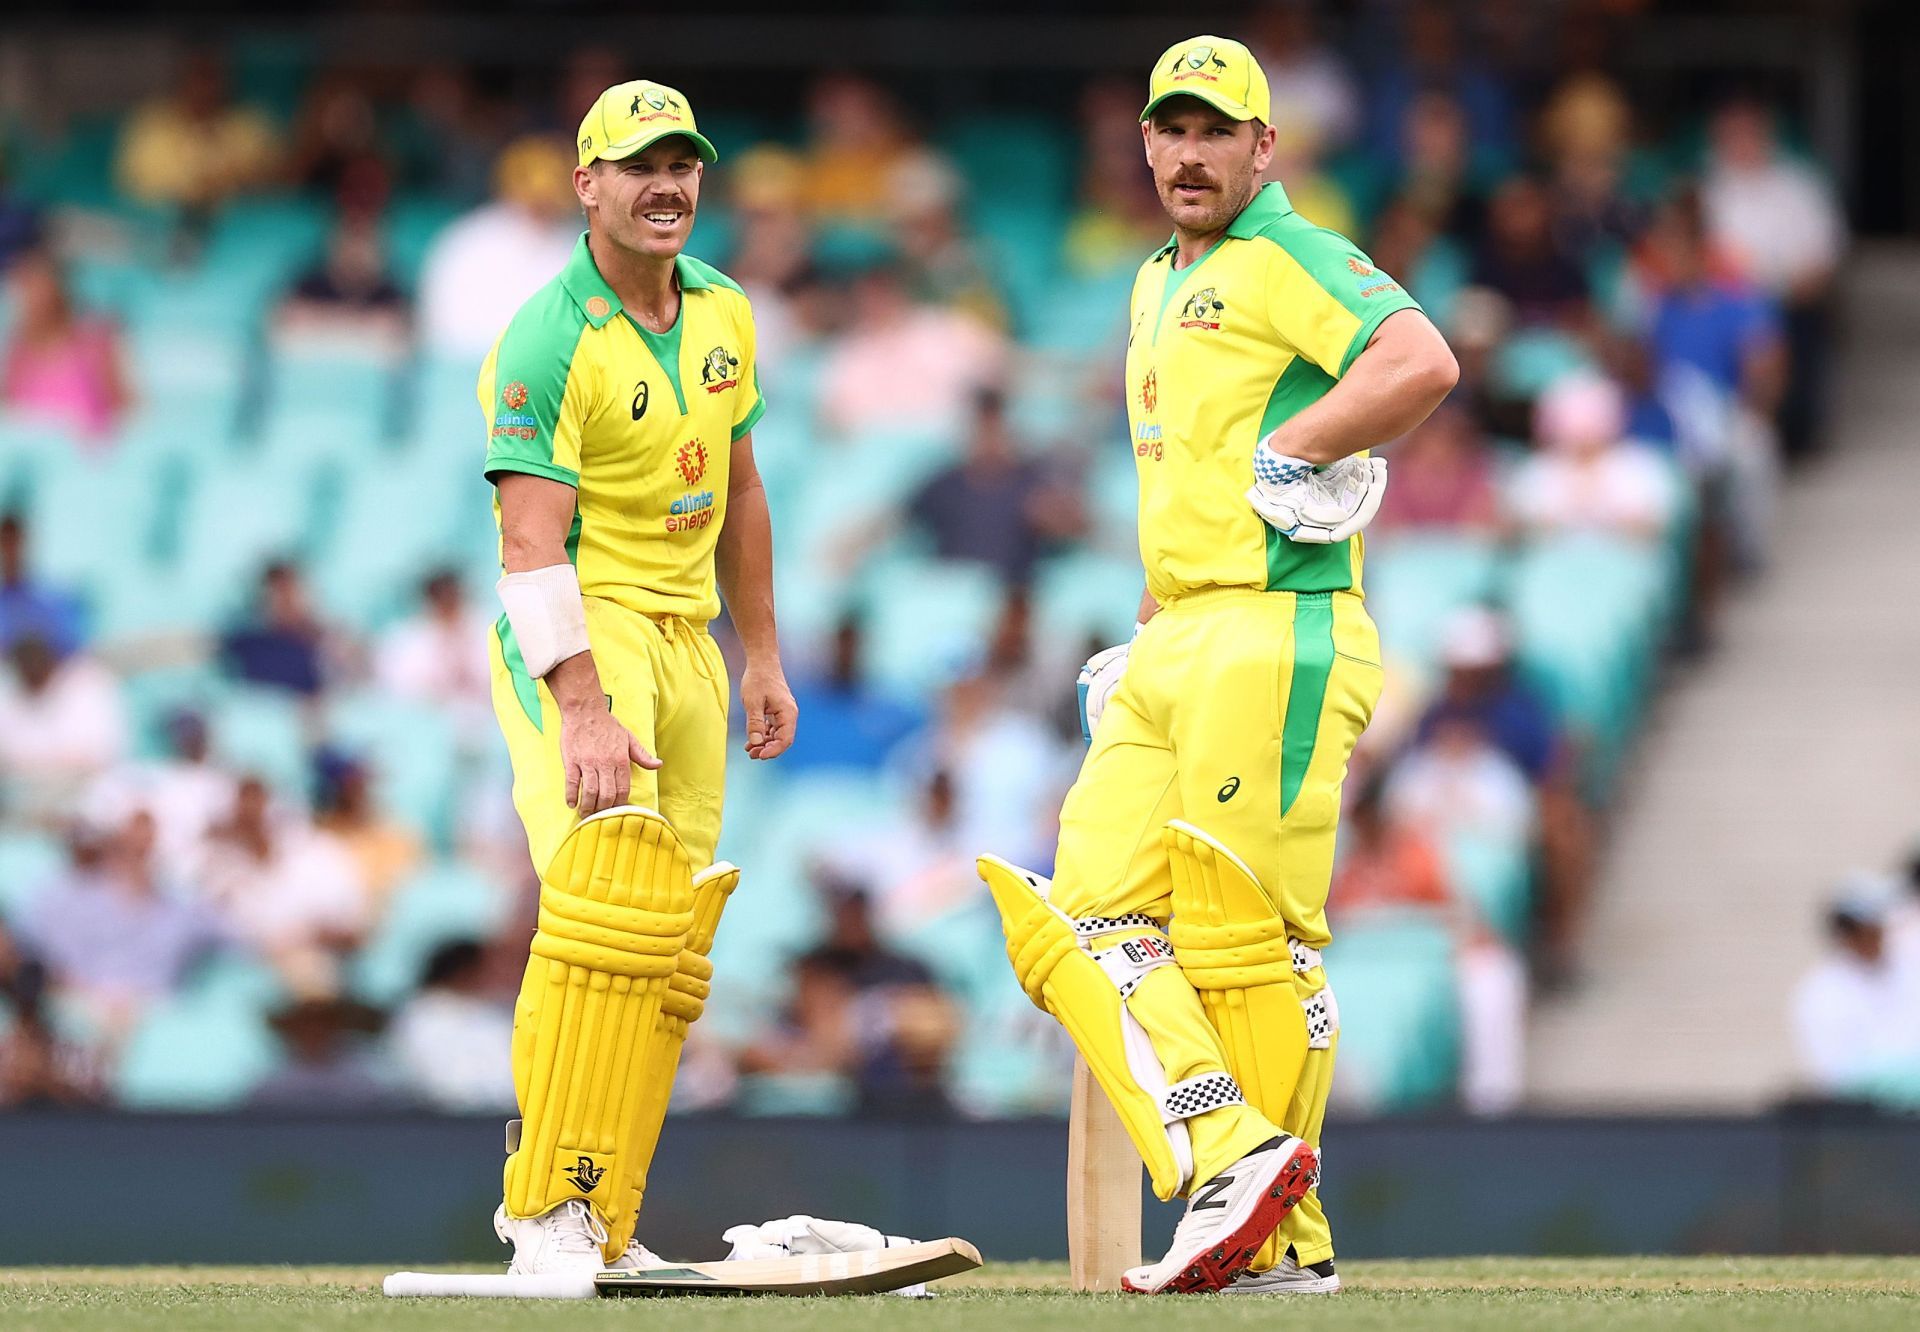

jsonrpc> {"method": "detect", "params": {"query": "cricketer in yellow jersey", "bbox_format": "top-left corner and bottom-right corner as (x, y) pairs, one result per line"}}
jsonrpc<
(980, 35), (1457, 1295)
(478, 79), (796, 1275)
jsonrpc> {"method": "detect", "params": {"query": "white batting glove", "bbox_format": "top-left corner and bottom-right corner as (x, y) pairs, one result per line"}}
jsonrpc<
(1076, 640), (1132, 743)
(721, 1216), (932, 1297)
(1246, 448), (1389, 544)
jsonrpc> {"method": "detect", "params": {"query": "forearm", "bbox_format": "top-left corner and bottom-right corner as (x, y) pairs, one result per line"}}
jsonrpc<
(1264, 310), (1459, 466)
(717, 473), (781, 665)
(496, 471), (599, 704)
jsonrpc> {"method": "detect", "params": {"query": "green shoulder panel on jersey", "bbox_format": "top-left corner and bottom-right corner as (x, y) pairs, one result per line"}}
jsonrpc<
(484, 278), (591, 487)
(1246, 211), (1422, 375)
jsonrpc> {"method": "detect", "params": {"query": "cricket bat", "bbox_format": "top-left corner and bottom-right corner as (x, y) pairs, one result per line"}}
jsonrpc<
(594, 1237), (982, 1296)
(1066, 1057), (1141, 1291)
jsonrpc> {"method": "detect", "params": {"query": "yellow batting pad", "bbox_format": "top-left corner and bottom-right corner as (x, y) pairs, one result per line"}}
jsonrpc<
(1164, 819), (1313, 1269)
(601, 860), (739, 1260)
(982, 855), (1259, 1200)
(504, 807), (694, 1225)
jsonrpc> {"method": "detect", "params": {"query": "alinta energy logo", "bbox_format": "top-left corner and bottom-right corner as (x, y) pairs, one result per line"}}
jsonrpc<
(501, 381), (529, 410)
(1140, 367), (1158, 413)
(1178, 288), (1225, 330)
(701, 345), (740, 393)
(1347, 257), (1402, 300)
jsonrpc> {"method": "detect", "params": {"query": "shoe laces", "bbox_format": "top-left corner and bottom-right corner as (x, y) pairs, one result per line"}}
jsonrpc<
(547, 1199), (609, 1254)
(623, 1238), (665, 1266)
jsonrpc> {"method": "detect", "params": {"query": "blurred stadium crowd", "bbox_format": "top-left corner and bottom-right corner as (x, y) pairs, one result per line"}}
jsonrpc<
(0, 2), (1875, 1118)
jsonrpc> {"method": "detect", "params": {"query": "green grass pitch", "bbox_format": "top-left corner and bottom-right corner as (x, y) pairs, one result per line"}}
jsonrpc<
(3, 1258), (1917, 1330)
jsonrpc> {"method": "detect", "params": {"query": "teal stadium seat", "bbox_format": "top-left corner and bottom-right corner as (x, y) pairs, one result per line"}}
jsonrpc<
(208, 684), (313, 800)
(0, 828), (64, 923)
(172, 454), (328, 626)
(1330, 912), (1461, 1110)
(349, 860), (511, 1007)
(1033, 550), (1148, 651)
(859, 559), (1006, 699)
(1363, 534), (1505, 672)
(310, 456), (467, 630)
(114, 975), (284, 1110)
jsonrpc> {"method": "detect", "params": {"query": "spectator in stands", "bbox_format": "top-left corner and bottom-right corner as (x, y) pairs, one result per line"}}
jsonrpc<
(1365, 194), (1468, 330)
(798, 75), (925, 225)
(820, 768), (973, 940)
(1063, 78), (1167, 280)
(0, 635), (128, 822)
(1372, 402), (1502, 534)
(0, 512), (85, 659)
(925, 672), (1074, 873)
(1384, 715), (1534, 859)
(1249, 1), (1360, 155)
(0, 926), (97, 1107)
(394, 65), (500, 203)
(85, 709), (236, 886)
(1393, 92), (1485, 245)
(891, 389), (1081, 589)
(250, 997), (406, 1111)
(1328, 782), (1452, 919)
(1455, 920), (1528, 1117)
(277, 212), (410, 347)
(0, 154), (44, 272)
(1367, 0), (1515, 171)
(219, 561), (333, 697)
(721, 146), (812, 372)
(374, 570), (493, 729)
(1, 249), (130, 442)
(888, 153), (1004, 329)
(196, 776), (370, 999)
(1538, 71), (1642, 264)
(1470, 175), (1591, 331)
(113, 51), (279, 231)
(388, 940), (515, 1112)
(285, 69), (388, 200)
(1702, 98), (1844, 458)
(311, 750), (421, 912)
(1509, 372), (1678, 542)
(1636, 190), (1787, 418)
(784, 617), (924, 774)
(417, 135), (579, 361)
(14, 813), (218, 1041)
(816, 260), (1005, 438)
(1417, 608), (1593, 979)
(744, 885), (958, 1117)
(1792, 878), (1920, 1099)
(1263, 120), (1356, 239)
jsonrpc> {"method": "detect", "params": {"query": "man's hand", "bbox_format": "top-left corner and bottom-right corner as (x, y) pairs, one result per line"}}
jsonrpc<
(740, 662), (798, 760)
(1246, 448), (1389, 544)
(560, 702), (661, 815)
(1077, 641), (1131, 743)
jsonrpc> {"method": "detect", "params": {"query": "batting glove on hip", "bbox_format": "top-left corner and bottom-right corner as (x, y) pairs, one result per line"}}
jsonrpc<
(1076, 640), (1132, 743)
(1246, 447), (1389, 544)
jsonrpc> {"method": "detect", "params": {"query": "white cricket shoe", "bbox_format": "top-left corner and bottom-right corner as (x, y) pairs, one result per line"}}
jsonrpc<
(1120, 1134), (1320, 1294)
(1225, 1253), (1342, 1295)
(493, 1199), (609, 1276)
(604, 1236), (670, 1271)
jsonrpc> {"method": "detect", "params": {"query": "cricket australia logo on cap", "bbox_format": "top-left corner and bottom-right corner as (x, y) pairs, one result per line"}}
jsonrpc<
(630, 85), (683, 124)
(1172, 44), (1228, 81)
(700, 345), (739, 392)
(1178, 287), (1225, 330)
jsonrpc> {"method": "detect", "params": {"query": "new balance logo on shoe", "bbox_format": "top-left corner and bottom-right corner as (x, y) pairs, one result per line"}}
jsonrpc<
(1192, 1174), (1234, 1210)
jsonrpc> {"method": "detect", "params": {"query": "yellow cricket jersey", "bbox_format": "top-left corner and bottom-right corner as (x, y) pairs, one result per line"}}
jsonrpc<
(478, 234), (764, 625)
(1123, 183), (1421, 602)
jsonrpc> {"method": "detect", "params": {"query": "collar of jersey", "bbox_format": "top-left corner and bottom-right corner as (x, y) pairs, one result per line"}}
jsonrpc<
(1152, 181), (1294, 263)
(561, 232), (712, 328)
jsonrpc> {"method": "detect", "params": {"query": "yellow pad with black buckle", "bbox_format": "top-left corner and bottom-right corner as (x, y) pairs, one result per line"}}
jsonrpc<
(503, 806), (693, 1225)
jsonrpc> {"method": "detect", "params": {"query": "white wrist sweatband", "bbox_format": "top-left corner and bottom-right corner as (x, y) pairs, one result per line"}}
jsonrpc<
(497, 564), (590, 678)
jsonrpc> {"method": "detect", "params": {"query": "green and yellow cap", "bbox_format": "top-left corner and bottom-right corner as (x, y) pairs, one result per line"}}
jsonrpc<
(1140, 35), (1271, 125)
(576, 80), (718, 169)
